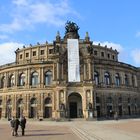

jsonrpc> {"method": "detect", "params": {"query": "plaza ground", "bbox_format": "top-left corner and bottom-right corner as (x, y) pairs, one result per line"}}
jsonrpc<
(0, 119), (140, 140)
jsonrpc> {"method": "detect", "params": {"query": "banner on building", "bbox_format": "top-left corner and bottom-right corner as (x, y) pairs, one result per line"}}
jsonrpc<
(67, 39), (80, 82)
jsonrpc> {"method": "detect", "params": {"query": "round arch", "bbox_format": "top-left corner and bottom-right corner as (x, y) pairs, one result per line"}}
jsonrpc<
(16, 98), (24, 118)
(68, 92), (83, 118)
(44, 97), (52, 118)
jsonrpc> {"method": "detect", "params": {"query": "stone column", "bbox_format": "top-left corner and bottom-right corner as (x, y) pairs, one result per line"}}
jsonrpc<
(27, 68), (31, 88)
(41, 67), (44, 88)
(88, 61), (91, 80)
(24, 94), (30, 118)
(39, 93), (44, 119)
(83, 89), (87, 119)
(56, 90), (60, 119)
(13, 94), (16, 117)
(15, 71), (18, 87)
(61, 63), (64, 80)
(128, 73), (132, 86)
(2, 95), (6, 118)
(84, 63), (86, 80)
(120, 72), (124, 85)
(57, 62), (60, 80)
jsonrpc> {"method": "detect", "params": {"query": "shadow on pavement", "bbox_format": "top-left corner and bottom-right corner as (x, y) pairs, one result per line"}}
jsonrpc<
(21, 133), (69, 137)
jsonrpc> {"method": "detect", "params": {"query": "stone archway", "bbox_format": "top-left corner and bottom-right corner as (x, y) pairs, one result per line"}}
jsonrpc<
(44, 97), (52, 118)
(6, 99), (12, 120)
(30, 98), (37, 118)
(68, 92), (83, 118)
(16, 99), (24, 118)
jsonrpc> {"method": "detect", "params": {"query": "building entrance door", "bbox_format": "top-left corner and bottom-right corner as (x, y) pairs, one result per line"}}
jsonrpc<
(68, 92), (82, 118)
(70, 102), (77, 118)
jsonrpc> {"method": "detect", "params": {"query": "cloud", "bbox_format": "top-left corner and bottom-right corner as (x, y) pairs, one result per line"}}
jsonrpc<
(0, 42), (23, 65)
(131, 49), (140, 65)
(93, 41), (123, 52)
(0, 0), (78, 33)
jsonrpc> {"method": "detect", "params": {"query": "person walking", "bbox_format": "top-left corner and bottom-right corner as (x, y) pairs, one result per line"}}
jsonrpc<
(14, 117), (20, 136)
(20, 116), (26, 136)
(10, 117), (15, 136)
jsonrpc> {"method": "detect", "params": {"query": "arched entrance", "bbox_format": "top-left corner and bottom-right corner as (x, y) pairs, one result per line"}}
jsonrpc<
(68, 93), (83, 118)
(16, 99), (24, 118)
(44, 97), (52, 118)
(6, 99), (12, 120)
(30, 98), (37, 118)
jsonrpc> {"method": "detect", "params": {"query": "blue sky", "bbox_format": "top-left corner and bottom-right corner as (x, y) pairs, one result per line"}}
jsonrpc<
(0, 0), (140, 67)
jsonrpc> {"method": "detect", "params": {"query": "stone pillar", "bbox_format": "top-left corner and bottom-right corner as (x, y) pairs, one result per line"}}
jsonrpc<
(83, 89), (88, 119)
(24, 94), (30, 118)
(120, 72), (124, 85)
(39, 93), (44, 119)
(2, 95), (6, 118)
(5, 72), (8, 88)
(111, 70), (115, 85)
(57, 62), (60, 80)
(88, 61), (91, 80)
(84, 63), (86, 80)
(61, 63), (64, 80)
(41, 67), (44, 88)
(134, 75), (137, 87)
(56, 90), (60, 119)
(39, 68), (41, 88)
(15, 71), (18, 87)
(128, 73), (132, 86)
(13, 94), (16, 117)
(27, 68), (31, 88)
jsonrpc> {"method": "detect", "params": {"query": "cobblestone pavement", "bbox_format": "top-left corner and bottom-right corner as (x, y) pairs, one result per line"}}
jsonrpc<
(0, 119), (140, 140)
(0, 121), (80, 140)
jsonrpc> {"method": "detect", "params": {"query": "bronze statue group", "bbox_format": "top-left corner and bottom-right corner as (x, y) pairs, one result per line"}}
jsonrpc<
(10, 116), (26, 136)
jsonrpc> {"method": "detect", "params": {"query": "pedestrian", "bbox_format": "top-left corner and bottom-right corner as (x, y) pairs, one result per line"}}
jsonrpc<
(14, 117), (20, 136)
(10, 116), (15, 136)
(20, 116), (26, 136)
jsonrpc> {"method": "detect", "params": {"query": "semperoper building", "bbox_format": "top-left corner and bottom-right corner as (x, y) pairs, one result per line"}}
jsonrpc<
(0, 21), (140, 120)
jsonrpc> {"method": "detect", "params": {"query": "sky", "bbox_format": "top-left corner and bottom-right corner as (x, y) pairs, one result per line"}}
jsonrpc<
(0, 0), (140, 67)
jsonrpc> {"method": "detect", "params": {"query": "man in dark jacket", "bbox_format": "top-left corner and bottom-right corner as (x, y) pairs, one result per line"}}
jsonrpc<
(20, 116), (26, 136)
(14, 117), (20, 136)
(10, 117), (15, 136)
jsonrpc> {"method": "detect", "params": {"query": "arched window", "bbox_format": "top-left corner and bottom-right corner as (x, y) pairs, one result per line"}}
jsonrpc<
(94, 71), (99, 85)
(19, 73), (25, 86)
(31, 72), (38, 86)
(115, 73), (120, 86)
(125, 74), (129, 86)
(1, 76), (5, 88)
(104, 72), (110, 85)
(9, 74), (15, 87)
(45, 71), (52, 86)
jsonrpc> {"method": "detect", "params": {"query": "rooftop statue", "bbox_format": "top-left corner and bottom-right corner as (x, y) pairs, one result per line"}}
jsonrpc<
(65, 21), (80, 33)
(64, 21), (80, 39)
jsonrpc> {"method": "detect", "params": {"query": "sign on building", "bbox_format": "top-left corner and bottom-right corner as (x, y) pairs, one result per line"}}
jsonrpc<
(67, 39), (80, 82)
